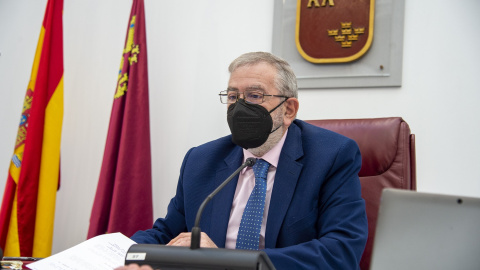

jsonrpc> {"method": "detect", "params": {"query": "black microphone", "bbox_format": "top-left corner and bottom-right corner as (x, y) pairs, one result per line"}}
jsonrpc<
(190, 157), (256, 249)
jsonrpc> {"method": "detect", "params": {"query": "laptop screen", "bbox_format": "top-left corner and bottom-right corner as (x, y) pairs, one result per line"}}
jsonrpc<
(370, 189), (480, 270)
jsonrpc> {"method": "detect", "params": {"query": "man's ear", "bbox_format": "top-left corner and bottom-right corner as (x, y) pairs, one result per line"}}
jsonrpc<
(283, 98), (299, 127)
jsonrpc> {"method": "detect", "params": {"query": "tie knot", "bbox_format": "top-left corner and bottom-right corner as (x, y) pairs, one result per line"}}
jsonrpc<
(253, 159), (270, 180)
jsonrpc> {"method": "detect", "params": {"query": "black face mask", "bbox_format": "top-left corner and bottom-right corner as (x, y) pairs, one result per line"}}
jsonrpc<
(227, 99), (286, 149)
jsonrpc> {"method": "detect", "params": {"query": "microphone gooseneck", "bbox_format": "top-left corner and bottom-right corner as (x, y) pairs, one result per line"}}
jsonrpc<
(190, 157), (256, 249)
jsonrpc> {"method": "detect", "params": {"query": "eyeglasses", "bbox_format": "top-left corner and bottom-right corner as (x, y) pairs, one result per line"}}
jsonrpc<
(218, 90), (288, 105)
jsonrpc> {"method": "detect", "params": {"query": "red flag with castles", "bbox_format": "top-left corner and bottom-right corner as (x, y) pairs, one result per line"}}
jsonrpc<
(88, 0), (153, 239)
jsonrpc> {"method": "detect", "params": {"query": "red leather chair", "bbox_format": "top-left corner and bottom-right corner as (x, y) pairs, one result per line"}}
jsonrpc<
(305, 117), (416, 270)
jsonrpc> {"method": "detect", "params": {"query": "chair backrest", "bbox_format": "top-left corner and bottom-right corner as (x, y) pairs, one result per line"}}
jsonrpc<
(305, 117), (416, 270)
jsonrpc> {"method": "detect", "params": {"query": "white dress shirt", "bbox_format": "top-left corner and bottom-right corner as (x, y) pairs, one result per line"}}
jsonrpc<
(225, 130), (288, 249)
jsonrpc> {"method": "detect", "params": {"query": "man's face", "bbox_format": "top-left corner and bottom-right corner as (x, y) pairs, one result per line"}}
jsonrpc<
(227, 62), (288, 156)
(227, 61), (299, 156)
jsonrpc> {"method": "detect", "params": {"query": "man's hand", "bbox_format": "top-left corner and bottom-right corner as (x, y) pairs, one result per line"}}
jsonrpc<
(114, 264), (153, 270)
(167, 232), (218, 248)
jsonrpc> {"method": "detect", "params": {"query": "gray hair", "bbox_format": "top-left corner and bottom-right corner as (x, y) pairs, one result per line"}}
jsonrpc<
(228, 52), (298, 98)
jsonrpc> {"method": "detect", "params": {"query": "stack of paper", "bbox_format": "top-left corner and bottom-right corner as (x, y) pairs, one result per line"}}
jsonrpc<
(27, 233), (136, 270)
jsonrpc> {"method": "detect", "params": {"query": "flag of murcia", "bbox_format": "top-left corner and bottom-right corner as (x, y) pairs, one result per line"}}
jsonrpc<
(296, 0), (375, 63)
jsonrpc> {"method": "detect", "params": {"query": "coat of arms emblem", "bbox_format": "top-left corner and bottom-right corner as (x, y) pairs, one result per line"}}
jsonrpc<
(296, 0), (375, 63)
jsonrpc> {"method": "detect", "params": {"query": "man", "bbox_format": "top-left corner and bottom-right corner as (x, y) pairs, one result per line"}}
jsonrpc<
(128, 52), (368, 269)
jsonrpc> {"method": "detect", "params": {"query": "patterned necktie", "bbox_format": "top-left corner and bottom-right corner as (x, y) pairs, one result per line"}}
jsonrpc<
(236, 159), (271, 250)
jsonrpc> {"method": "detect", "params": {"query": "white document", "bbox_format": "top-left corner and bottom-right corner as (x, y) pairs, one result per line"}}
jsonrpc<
(28, 233), (136, 270)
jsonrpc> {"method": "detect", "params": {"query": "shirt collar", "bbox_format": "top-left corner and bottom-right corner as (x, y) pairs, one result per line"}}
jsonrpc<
(242, 129), (288, 172)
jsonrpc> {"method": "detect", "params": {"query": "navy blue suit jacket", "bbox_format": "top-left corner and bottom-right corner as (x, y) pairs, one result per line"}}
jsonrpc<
(131, 120), (368, 269)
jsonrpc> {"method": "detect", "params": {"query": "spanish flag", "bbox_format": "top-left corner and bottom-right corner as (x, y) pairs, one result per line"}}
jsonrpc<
(0, 0), (64, 257)
(87, 0), (153, 239)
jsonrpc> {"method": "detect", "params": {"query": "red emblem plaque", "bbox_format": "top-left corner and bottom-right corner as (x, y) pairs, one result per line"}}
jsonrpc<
(296, 0), (375, 63)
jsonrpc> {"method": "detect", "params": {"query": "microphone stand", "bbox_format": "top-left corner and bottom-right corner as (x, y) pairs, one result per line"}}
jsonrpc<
(190, 158), (256, 249)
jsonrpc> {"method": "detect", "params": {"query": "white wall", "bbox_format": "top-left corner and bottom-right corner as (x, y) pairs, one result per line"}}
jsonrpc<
(0, 0), (479, 255)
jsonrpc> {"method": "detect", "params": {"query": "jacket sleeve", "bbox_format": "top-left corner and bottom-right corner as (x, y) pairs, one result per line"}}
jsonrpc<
(264, 139), (368, 270)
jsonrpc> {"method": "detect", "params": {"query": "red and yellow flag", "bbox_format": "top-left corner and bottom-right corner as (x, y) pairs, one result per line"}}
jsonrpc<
(87, 0), (153, 239)
(0, 0), (64, 257)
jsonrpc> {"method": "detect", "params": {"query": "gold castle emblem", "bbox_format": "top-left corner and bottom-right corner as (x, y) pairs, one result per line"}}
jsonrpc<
(114, 15), (140, 99)
(327, 22), (365, 48)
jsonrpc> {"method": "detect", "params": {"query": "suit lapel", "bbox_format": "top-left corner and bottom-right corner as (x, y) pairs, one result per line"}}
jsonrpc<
(208, 147), (243, 247)
(265, 123), (304, 248)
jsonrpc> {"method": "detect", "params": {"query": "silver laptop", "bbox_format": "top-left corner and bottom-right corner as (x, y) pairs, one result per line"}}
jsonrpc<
(370, 188), (480, 270)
